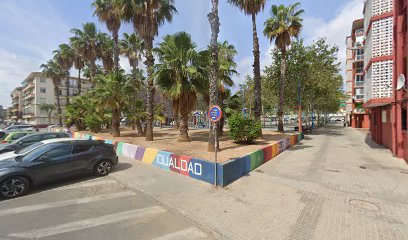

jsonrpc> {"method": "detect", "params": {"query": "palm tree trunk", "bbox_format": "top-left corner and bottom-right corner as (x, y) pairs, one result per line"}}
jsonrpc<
(252, 13), (262, 122)
(172, 98), (180, 129)
(111, 108), (120, 137)
(207, 0), (220, 152)
(90, 61), (96, 88)
(135, 117), (144, 136)
(178, 110), (190, 142)
(54, 85), (62, 126)
(77, 68), (81, 95)
(145, 40), (155, 141)
(277, 48), (287, 132)
(113, 30), (120, 72)
(65, 75), (70, 105)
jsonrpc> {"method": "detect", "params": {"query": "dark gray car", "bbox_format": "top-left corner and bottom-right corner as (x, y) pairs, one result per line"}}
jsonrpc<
(0, 132), (69, 154)
(0, 139), (118, 199)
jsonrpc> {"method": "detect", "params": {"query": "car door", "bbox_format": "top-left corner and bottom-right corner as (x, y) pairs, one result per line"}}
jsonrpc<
(71, 143), (95, 171)
(30, 144), (74, 183)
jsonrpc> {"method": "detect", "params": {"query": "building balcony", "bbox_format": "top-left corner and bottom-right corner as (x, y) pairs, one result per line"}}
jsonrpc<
(355, 81), (364, 87)
(22, 112), (34, 118)
(355, 55), (364, 61)
(11, 108), (19, 113)
(355, 95), (364, 101)
(23, 82), (35, 92)
(23, 92), (34, 100)
(354, 108), (366, 114)
(355, 68), (364, 74)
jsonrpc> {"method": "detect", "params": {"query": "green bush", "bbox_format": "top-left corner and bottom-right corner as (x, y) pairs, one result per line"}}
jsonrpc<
(228, 113), (261, 144)
(84, 114), (103, 133)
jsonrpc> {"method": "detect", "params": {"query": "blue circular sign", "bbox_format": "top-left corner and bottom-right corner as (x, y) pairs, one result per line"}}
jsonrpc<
(208, 105), (222, 122)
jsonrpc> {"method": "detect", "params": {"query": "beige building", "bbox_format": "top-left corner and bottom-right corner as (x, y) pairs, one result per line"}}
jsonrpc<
(16, 72), (91, 126)
(10, 87), (23, 122)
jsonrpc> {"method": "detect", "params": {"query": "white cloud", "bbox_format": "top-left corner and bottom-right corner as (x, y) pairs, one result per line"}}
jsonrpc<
(303, 0), (364, 78)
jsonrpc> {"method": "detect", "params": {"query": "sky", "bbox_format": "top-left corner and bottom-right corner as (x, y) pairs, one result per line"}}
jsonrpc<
(0, 0), (364, 107)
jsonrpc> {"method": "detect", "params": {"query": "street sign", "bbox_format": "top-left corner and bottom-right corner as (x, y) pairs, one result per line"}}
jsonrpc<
(208, 105), (222, 123)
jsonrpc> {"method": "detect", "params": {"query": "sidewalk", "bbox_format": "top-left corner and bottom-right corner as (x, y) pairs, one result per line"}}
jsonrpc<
(110, 123), (408, 240)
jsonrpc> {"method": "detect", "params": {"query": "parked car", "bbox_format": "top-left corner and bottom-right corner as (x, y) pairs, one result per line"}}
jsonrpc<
(0, 139), (118, 199)
(0, 132), (69, 154)
(0, 131), (7, 141)
(3, 124), (37, 133)
(1, 132), (34, 144)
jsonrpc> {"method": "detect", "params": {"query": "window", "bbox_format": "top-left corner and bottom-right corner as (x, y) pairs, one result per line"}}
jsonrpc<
(40, 78), (46, 83)
(73, 144), (93, 154)
(40, 145), (73, 160)
(40, 88), (46, 93)
(11, 133), (27, 140)
(42, 134), (59, 140)
(402, 108), (407, 130)
(18, 135), (42, 144)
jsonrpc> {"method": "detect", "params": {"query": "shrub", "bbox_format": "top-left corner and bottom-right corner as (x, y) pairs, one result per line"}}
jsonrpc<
(84, 114), (103, 133)
(228, 113), (261, 144)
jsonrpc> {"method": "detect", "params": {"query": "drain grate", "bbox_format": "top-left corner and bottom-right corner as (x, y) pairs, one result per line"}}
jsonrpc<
(359, 166), (367, 169)
(350, 199), (379, 211)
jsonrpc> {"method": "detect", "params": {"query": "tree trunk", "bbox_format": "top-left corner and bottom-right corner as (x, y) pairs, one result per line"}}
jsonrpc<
(113, 30), (120, 72)
(277, 48), (287, 132)
(207, 0), (220, 152)
(111, 108), (120, 137)
(144, 40), (155, 141)
(172, 98), (180, 129)
(65, 75), (70, 105)
(77, 68), (81, 95)
(135, 117), (144, 136)
(47, 113), (51, 125)
(178, 111), (190, 142)
(131, 119), (136, 130)
(252, 13), (262, 122)
(54, 85), (62, 126)
(90, 61), (96, 88)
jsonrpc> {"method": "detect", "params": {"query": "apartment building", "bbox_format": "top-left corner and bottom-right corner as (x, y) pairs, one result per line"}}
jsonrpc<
(362, 0), (408, 160)
(18, 72), (91, 126)
(346, 19), (370, 128)
(10, 87), (23, 122)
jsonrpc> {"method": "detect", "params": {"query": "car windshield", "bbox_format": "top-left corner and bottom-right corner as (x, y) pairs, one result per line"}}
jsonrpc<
(15, 142), (44, 155)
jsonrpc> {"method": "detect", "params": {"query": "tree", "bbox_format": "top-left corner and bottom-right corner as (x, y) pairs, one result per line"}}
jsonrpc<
(263, 2), (304, 132)
(94, 70), (130, 137)
(118, 0), (177, 141)
(123, 69), (145, 136)
(154, 32), (207, 142)
(38, 104), (55, 125)
(70, 22), (100, 85)
(72, 50), (85, 95)
(53, 44), (75, 105)
(120, 32), (145, 135)
(97, 33), (115, 73)
(40, 60), (67, 126)
(207, 0), (221, 152)
(228, 0), (265, 122)
(93, 0), (121, 71)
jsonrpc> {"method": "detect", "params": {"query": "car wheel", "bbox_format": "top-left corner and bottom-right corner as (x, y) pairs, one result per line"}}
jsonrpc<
(0, 176), (30, 199)
(94, 160), (113, 176)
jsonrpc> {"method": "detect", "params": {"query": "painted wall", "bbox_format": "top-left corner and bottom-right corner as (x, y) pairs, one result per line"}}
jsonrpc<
(53, 128), (303, 186)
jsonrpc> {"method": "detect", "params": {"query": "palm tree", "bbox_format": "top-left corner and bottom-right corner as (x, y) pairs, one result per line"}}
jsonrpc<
(154, 32), (207, 142)
(72, 51), (85, 95)
(264, 2), (304, 132)
(228, 0), (265, 122)
(118, 0), (177, 141)
(40, 60), (67, 126)
(70, 22), (99, 85)
(120, 33), (145, 135)
(53, 44), (75, 104)
(97, 33), (115, 73)
(94, 70), (129, 137)
(208, 0), (221, 152)
(93, 0), (121, 71)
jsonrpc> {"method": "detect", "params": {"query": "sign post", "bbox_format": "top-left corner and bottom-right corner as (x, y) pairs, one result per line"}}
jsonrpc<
(208, 105), (222, 186)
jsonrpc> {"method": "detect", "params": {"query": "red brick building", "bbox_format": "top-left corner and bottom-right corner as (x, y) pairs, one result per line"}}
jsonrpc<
(363, 0), (407, 161)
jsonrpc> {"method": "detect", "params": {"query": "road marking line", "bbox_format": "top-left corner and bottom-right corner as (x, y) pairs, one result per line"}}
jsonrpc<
(52, 179), (117, 191)
(0, 191), (136, 217)
(8, 206), (166, 239)
(152, 227), (208, 240)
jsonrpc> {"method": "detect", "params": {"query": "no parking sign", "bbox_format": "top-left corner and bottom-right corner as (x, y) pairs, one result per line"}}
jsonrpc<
(208, 105), (222, 123)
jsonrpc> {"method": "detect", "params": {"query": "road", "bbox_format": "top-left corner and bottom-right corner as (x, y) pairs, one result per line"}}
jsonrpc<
(1, 122), (407, 239)
(0, 175), (213, 240)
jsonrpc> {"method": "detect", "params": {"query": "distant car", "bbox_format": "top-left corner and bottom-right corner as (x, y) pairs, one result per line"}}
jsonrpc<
(0, 131), (7, 141)
(1, 132), (34, 144)
(3, 125), (37, 133)
(0, 139), (118, 199)
(0, 132), (69, 154)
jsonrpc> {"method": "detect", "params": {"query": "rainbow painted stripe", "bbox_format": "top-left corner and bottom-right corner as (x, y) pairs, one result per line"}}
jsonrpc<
(54, 129), (303, 186)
